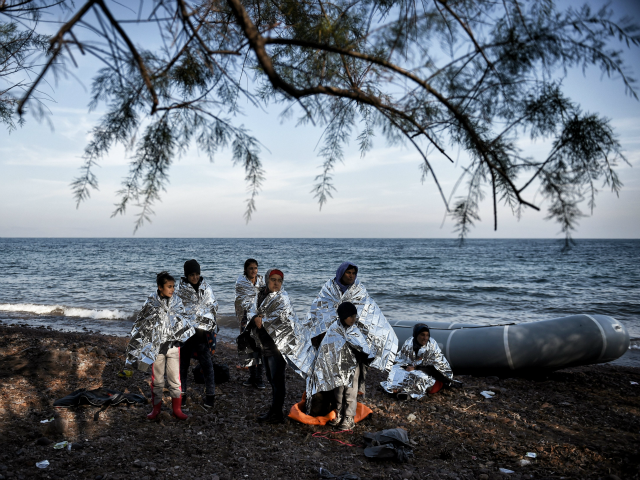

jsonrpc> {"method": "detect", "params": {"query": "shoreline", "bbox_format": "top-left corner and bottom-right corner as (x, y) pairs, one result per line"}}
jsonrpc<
(0, 324), (639, 480)
(2, 315), (640, 368)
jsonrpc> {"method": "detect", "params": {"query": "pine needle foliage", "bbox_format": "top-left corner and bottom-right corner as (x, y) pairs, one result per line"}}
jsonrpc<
(11, 0), (640, 237)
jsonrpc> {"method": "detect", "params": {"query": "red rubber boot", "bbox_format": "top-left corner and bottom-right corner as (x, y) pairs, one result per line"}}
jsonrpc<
(147, 395), (162, 420)
(172, 397), (188, 420)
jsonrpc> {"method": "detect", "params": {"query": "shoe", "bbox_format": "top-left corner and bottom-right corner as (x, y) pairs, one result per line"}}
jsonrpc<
(257, 410), (273, 422)
(203, 395), (215, 409)
(327, 410), (343, 427)
(243, 378), (256, 387)
(397, 392), (408, 401)
(147, 395), (162, 420)
(171, 397), (189, 420)
(266, 412), (286, 424)
(255, 381), (266, 390)
(338, 415), (355, 430)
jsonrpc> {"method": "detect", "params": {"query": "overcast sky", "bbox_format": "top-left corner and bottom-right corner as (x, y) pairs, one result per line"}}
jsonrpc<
(1, 1), (639, 238)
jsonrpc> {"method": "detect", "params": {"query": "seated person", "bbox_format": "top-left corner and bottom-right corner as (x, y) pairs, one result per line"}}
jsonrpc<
(381, 323), (454, 400)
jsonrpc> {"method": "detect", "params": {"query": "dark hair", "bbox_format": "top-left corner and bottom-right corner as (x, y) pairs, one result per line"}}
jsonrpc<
(156, 271), (175, 287)
(244, 258), (258, 276)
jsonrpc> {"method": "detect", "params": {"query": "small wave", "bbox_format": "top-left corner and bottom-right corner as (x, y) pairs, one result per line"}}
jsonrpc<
(0, 303), (129, 320)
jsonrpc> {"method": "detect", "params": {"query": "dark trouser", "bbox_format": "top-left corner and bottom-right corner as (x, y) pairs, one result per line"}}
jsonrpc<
(263, 353), (286, 414)
(180, 334), (215, 396)
(248, 363), (263, 382)
(334, 363), (360, 417)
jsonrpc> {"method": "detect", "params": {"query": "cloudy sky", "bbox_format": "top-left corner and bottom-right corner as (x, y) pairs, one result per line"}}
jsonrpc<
(1, 1), (639, 238)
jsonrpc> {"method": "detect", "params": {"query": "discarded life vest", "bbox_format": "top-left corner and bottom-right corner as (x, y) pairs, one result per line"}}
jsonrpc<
(288, 392), (372, 426)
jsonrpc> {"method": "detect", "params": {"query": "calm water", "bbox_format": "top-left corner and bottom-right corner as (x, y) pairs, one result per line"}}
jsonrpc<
(0, 239), (638, 344)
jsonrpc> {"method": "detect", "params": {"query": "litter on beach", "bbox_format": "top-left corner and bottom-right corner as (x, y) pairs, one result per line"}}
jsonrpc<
(35, 460), (50, 469)
(631, 381), (638, 385)
(526, 452), (537, 458)
(480, 391), (496, 399)
(40, 417), (54, 424)
(519, 459), (531, 466)
(53, 441), (68, 450)
(499, 468), (515, 474)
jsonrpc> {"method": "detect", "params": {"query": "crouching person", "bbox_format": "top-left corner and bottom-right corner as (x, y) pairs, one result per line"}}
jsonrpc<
(246, 269), (304, 424)
(311, 302), (375, 430)
(124, 271), (195, 420)
(177, 259), (218, 409)
(381, 323), (453, 400)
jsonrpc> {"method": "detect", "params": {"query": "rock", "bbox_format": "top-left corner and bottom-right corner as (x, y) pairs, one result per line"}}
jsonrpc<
(15, 450), (24, 456)
(36, 437), (52, 446)
(238, 457), (247, 463)
(212, 475), (220, 480)
(479, 475), (489, 480)
(43, 416), (68, 437)
(407, 414), (417, 422)
(157, 411), (172, 422)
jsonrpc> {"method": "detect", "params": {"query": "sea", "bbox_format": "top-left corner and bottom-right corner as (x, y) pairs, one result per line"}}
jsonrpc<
(1, 238), (638, 364)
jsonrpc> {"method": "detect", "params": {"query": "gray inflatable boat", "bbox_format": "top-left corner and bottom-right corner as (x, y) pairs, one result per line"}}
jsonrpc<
(389, 314), (629, 373)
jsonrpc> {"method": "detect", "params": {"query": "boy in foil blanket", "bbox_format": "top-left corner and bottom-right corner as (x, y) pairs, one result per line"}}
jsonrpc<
(176, 259), (218, 409)
(245, 269), (307, 424)
(124, 271), (195, 420)
(381, 323), (454, 399)
(291, 261), (398, 387)
(309, 302), (375, 430)
(235, 258), (266, 389)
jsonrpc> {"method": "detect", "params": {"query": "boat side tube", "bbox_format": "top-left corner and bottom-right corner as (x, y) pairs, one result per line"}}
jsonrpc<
(389, 315), (629, 373)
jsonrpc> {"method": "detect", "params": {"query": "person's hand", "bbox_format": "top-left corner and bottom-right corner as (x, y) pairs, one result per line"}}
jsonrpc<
(405, 366), (415, 372)
(254, 316), (263, 329)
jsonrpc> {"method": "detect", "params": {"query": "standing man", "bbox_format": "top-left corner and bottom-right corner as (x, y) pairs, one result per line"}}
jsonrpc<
(177, 259), (218, 409)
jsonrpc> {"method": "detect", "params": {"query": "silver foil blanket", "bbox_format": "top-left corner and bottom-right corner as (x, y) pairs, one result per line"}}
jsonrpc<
(234, 274), (265, 329)
(295, 279), (398, 373)
(176, 277), (218, 332)
(307, 321), (374, 400)
(380, 337), (453, 399)
(247, 289), (308, 374)
(125, 293), (195, 368)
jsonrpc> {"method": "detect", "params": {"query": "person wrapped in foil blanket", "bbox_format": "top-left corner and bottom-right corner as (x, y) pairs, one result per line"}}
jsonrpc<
(245, 269), (307, 423)
(246, 273), (308, 370)
(235, 259), (267, 387)
(235, 261), (265, 330)
(176, 273), (218, 333)
(125, 290), (195, 370)
(293, 261), (398, 378)
(307, 302), (376, 428)
(381, 323), (453, 399)
(176, 259), (219, 409)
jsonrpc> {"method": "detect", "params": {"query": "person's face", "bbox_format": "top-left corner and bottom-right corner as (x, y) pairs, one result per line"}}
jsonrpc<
(416, 331), (430, 346)
(246, 263), (258, 280)
(343, 314), (357, 327)
(187, 272), (200, 285)
(341, 267), (357, 286)
(267, 274), (283, 292)
(158, 280), (175, 298)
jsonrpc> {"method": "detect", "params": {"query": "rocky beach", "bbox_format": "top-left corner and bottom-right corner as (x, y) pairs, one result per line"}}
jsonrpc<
(0, 325), (638, 480)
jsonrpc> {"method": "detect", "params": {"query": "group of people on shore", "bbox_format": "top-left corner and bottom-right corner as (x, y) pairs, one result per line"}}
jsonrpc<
(123, 259), (454, 428)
